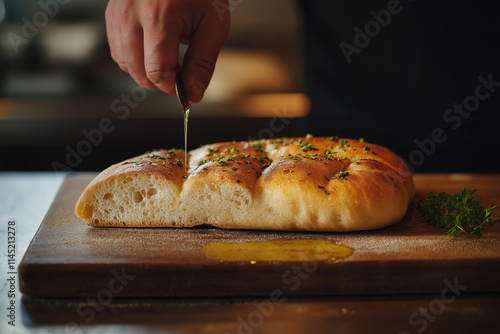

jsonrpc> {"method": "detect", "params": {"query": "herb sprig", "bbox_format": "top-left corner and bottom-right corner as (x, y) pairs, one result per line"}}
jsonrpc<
(417, 188), (499, 237)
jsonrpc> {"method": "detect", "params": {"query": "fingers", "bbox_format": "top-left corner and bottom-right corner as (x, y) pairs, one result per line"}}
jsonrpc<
(182, 7), (230, 102)
(105, 0), (230, 100)
(120, 18), (158, 89)
(141, 7), (181, 95)
(105, 0), (127, 73)
(106, 0), (159, 90)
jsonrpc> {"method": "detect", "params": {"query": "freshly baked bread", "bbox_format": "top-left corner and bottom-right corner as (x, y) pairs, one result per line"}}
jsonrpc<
(75, 136), (415, 231)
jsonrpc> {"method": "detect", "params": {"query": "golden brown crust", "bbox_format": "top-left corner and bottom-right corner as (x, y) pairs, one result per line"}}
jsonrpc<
(75, 137), (415, 231)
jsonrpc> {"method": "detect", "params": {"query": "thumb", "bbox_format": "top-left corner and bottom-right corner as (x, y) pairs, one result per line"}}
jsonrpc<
(182, 13), (229, 102)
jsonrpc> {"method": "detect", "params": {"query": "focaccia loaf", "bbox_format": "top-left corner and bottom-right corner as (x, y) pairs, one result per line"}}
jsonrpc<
(75, 136), (415, 232)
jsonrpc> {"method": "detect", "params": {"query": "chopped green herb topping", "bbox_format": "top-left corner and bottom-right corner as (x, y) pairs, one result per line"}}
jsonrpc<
(146, 154), (166, 160)
(206, 146), (220, 156)
(332, 171), (349, 179)
(223, 147), (239, 153)
(318, 185), (330, 195)
(327, 136), (339, 142)
(296, 141), (318, 152)
(338, 171), (349, 179)
(216, 161), (228, 167)
(251, 142), (264, 152)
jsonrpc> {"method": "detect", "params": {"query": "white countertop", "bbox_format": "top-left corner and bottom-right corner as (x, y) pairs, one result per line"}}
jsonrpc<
(0, 172), (66, 334)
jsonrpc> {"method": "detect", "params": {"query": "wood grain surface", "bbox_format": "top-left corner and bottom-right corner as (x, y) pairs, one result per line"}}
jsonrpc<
(18, 173), (500, 297)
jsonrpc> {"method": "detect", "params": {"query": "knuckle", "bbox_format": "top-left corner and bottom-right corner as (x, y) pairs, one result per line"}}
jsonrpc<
(142, 2), (162, 25)
(145, 67), (170, 85)
(191, 58), (216, 75)
(141, 0), (181, 26)
(117, 0), (135, 22)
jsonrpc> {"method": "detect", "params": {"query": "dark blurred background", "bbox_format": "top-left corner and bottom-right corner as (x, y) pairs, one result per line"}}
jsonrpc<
(0, 0), (306, 171)
(0, 0), (499, 172)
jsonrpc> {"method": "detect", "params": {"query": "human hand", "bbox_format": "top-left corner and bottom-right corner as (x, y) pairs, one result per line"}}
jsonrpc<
(105, 0), (230, 102)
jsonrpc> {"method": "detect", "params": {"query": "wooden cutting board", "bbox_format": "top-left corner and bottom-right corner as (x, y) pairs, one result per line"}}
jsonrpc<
(19, 173), (500, 297)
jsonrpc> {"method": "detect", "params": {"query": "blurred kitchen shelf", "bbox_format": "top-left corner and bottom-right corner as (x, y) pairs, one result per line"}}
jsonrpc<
(0, 0), (308, 171)
(0, 94), (308, 170)
(0, 93), (310, 120)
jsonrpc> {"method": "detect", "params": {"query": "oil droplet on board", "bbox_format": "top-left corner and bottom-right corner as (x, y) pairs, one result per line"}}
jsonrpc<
(201, 239), (353, 263)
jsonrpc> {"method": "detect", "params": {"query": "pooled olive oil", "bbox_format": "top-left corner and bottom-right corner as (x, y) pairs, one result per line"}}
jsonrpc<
(202, 239), (354, 263)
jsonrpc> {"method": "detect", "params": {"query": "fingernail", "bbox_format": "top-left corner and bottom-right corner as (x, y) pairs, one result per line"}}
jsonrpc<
(191, 80), (206, 102)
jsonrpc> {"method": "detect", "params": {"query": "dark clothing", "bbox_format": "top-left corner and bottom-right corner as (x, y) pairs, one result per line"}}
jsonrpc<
(299, 0), (500, 172)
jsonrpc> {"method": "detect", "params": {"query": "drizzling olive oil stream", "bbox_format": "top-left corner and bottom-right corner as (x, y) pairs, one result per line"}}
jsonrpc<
(175, 72), (191, 170)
